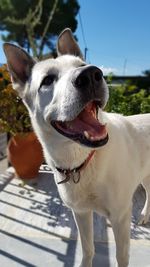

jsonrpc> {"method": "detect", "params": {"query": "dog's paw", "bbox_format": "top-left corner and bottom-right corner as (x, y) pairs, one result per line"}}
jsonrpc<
(138, 213), (150, 225)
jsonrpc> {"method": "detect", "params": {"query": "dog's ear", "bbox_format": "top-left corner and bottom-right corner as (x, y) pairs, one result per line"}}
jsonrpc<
(3, 43), (35, 97)
(57, 28), (83, 59)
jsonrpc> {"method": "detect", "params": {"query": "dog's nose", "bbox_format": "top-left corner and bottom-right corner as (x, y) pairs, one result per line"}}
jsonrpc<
(73, 65), (103, 90)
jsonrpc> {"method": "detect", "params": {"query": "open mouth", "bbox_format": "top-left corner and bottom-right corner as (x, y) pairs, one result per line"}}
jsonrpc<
(51, 101), (109, 148)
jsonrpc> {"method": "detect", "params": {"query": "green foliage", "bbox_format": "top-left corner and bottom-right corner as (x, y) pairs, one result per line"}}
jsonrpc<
(0, 0), (79, 57)
(106, 84), (150, 115)
(0, 64), (32, 135)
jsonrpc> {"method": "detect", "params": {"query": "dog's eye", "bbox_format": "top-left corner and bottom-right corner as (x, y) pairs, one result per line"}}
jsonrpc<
(80, 64), (86, 67)
(40, 74), (56, 87)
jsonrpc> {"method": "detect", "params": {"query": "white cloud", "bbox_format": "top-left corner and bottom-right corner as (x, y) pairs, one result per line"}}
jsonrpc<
(100, 65), (118, 75)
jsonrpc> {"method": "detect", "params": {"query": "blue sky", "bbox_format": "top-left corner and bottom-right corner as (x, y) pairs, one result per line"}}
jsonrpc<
(76, 0), (150, 75)
(0, 0), (150, 76)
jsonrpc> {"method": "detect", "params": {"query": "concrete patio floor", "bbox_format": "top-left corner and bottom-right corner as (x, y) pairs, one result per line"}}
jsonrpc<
(0, 162), (150, 267)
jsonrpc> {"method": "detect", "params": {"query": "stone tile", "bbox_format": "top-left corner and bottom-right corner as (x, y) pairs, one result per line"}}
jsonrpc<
(0, 166), (149, 266)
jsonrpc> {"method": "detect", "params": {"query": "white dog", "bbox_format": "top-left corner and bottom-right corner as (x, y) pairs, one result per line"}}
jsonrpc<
(3, 28), (150, 267)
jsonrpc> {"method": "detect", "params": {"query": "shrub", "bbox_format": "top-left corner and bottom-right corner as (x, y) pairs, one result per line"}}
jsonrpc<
(106, 83), (150, 115)
(0, 64), (32, 135)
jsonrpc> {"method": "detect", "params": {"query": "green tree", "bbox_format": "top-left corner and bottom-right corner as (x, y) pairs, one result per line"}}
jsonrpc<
(143, 70), (150, 77)
(0, 0), (80, 57)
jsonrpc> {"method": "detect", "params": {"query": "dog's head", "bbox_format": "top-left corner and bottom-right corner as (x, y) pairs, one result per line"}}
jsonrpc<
(3, 28), (109, 149)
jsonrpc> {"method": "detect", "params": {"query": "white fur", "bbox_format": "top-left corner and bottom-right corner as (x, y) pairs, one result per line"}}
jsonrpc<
(30, 64), (150, 267)
(5, 48), (150, 267)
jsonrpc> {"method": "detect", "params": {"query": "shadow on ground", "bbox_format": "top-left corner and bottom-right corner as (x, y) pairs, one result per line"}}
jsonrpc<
(0, 166), (149, 266)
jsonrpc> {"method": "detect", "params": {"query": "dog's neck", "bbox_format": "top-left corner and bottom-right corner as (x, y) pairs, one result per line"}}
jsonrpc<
(41, 138), (93, 170)
(55, 149), (96, 184)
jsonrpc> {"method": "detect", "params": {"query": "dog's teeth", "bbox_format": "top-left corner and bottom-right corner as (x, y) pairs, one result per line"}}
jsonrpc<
(91, 136), (100, 141)
(84, 131), (90, 139)
(92, 109), (97, 117)
(92, 111), (96, 117)
(84, 131), (101, 141)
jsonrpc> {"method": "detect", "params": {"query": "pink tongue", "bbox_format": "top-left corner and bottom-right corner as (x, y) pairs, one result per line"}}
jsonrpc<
(69, 108), (107, 139)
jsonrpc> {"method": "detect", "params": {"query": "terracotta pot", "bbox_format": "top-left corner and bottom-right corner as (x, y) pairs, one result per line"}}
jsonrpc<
(7, 132), (44, 179)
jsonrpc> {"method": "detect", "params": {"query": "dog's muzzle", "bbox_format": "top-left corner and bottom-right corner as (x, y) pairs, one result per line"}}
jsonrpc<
(71, 65), (107, 107)
(51, 65), (109, 148)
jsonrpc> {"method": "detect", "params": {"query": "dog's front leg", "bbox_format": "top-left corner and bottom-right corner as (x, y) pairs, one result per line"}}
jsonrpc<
(73, 211), (94, 267)
(111, 208), (131, 267)
(139, 176), (150, 224)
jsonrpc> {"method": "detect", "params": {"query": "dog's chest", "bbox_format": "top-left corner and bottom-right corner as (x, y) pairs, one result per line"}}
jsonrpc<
(57, 176), (109, 217)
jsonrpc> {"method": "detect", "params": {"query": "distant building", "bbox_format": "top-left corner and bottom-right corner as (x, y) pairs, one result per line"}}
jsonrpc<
(104, 75), (150, 91)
